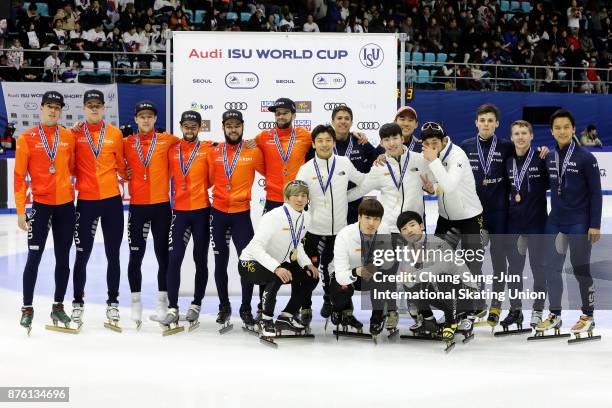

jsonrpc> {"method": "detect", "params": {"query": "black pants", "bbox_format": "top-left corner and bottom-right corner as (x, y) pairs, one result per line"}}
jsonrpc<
(408, 281), (475, 323)
(22, 201), (75, 306)
(329, 274), (397, 314)
(166, 208), (210, 309)
(127, 202), (172, 293)
(263, 199), (283, 215)
(302, 232), (334, 308)
(73, 195), (123, 305)
(238, 260), (319, 317)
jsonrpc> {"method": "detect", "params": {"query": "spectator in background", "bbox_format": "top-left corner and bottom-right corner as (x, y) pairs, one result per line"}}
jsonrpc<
(122, 25), (141, 52)
(302, 14), (319, 32)
(19, 59), (42, 82)
(26, 22), (41, 49)
(52, 19), (68, 46)
(0, 54), (21, 81)
(139, 23), (158, 53)
(43, 47), (62, 81)
(248, 8), (267, 31)
(426, 17), (443, 51)
(7, 39), (25, 69)
(401, 16), (415, 40)
(139, 7), (156, 29)
(54, 2), (79, 31)
(81, 0), (107, 30)
(583, 58), (606, 93)
(580, 124), (603, 147)
(154, 0), (175, 14)
(567, 0), (582, 34)
(70, 22), (84, 44)
(107, 26), (125, 51)
(266, 14), (279, 32)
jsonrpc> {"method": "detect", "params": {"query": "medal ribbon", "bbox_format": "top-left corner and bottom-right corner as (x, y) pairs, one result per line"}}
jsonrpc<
(83, 121), (106, 161)
(476, 135), (497, 180)
(136, 132), (157, 172)
(38, 122), (59, 164)
(179, 141), (201, 178)
(273, 128), (296, 167)
(313, 156), (336, 195)
(222, 141), (243, 183)
(284, 205), (305, 251)
(386, 149), (410, 190)
(512, 148), (534, 193)
(555, 140), (576, 194)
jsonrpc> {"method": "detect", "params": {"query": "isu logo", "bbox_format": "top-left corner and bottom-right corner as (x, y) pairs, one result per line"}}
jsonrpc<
(224, 102), (248, 110)
(357, 121), (380, 130)
(359, 43), (384, 69)
(258, 121), (276, 130)
(323, 102), (346, 111)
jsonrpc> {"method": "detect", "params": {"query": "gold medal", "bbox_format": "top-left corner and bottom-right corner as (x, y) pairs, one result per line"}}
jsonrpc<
(515, 193), (521, 203)
(290, 249), (297, 262)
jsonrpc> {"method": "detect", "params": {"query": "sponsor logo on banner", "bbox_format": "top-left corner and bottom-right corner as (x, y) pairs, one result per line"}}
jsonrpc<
(190, 102), (214, 111)
(312, 73), (346, 89)
(107, 91), (116, 102)
(24, 102), (38, 110)
(258, 121), (276, 130)
(188, 48), (223, 59)
(64, 103), (70, 110)
(357, 121), (380, 130)
(323, 102), (346, 111)
(201, 120), (211, 132)
(359, 43), (384, 69)
(295, 101), (312, 113)
(225, 72), (259, 89)
(295, 119), (312, 131)
(260, 101), (275, 112)
(224, 102), (248, 110)
(10, 113), (17, 118)
(193, 78), (213, 84)
(275, 79), (296, 84)
(357, 80), (377, 85)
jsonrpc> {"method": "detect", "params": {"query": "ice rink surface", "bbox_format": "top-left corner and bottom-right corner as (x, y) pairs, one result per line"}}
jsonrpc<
(1, 200), (611, 408)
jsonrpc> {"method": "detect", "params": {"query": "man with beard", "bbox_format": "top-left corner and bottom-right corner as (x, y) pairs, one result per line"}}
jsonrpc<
(208, 110), (265, 331)
(161, 110), (214, 335)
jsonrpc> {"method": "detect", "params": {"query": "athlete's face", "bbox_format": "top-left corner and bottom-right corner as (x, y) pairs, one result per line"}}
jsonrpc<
(313, 132), (335, 159)
(400, 220), (424, 243)
(135, 110), (157, 133)
(422, 137), (446, 156)
(475, 112), (499, 139)
(332, 110), (352, 137)
(359, 214), (382, 235)
(274, 108), (295, 129)
(395, 114), (418, 139)
(510, 125), (533, 150)
(83, 101), (105, 124)
(551, 117), (575, 148)
(223, 119), (244, 144)
(287, 192), (309, 212)
(180, 121), (200, 142)
(381, 134), (403, 157)
(40, 103), (62, 126)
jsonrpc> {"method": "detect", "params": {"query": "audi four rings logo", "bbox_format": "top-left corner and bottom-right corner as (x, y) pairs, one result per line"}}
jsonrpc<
(357, 122), (380, 130)
(323, 102), (346, 111)
(224, 102), (248, 110)
(258, 121), (276, 130)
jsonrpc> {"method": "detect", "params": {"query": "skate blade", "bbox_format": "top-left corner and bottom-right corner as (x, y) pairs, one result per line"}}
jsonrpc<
(24, 326), (32, 336)
(218, 323), (234, 335)
(473, 321), (494, 328)
(187, 322), (200, 333)
(387, 329), (400, 340)
(104, 322), (123, 333)
(527, 332), (571, 341)
(461, 333), (474, 344)
(568, 334), (602, 345)
(45, 324), (79, 334)
(324, 318), (329, 332)
(333, 330), (372, 340)
(259, 336), (278, 348)
(242, 326), (259, 336)
(494, 328), (532, 337)
(162, 326), (185, 337)
(400, 334), (442, 341)
(135, 320), (142, 331)
(275, 333), (315, 339)
(444, 341), (456, 353)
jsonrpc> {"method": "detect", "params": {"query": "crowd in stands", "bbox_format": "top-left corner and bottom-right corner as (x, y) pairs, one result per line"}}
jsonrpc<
(0, 0), (610, 92)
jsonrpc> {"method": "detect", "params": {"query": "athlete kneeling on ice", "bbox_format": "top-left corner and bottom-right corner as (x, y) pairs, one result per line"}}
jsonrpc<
(238, 181), (319, 337)
(396, 211), (479, 341)
(329, 199), (398, 336)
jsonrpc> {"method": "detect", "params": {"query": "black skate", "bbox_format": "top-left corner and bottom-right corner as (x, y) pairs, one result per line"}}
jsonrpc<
(274, 314), (314, 340)
(386, 310), (400, 339)
(320, 299), (332, 319)
(334, 310), (370, 341)
(369, 313), (385, 344)
(299, 308), (313, 334)
(46, 303), (79, 334)
(20, 306), (34, 336)
(240, 310), (258, 335)
(495, 309), (532, 337)
(216, 306), (233, 335)
(442, 323), (457, 353)
(402, 316), (443, 341)
(259, 317), (278, 348)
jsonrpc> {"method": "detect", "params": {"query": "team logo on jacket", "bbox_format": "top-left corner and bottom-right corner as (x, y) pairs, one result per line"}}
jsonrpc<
(224, 102), (248, 110)
(359, 43), (384, 68)
(356, 121), (380, 130)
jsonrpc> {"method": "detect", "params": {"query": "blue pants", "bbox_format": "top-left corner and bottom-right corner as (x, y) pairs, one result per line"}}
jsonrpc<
(22, 201), (75, 306)
(210, 208), (254, 312)
(127, 202), (172, 293)
(166, 207), (210, 309)
(483, 209), (509, 309)
(505, 225), (547, 311)
(72, 195), (123, 305)
(544, 222), (594, 316)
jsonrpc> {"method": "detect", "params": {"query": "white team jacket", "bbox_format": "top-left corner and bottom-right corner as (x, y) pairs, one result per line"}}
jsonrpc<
(295, 154), (365, 236)
(331, 222), (392, 286)
(347, 146), (429, 233)
(427, 141), (483, 221)
(239, 204), (311, 273)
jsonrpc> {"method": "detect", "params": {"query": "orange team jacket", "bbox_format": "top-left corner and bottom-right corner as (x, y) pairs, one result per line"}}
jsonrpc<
(168, 139), (214, 211)
(208, 142), (265, 213)
(14, 124), (75, 215)
(124, 130), (179, 205)
(73, 121), (127, 200)
(255, 126), (311, 202)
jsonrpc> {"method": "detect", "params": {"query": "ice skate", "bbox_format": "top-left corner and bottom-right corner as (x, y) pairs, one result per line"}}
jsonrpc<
(216, 306), (233, 334)
(240, 310), (258, 335)
(456, 318), (475, 343)
(150, 291), (168, 322)
(131, 293), (143, 330)
(299, 308), (312, 334)
(402, 316), (442, 341)
(274, 313), (314, 340)
(328, 309), (341, 335)
(568, 315), (601, 344)
(71, 302), (84, 329)
(530, 310), (543, 328)
(20, 306), (33, 336)
(334, 310), (370, 340)
(103, 303), (122, 333)
(259, 316), (278, 348)
(385, 310), (400, 339)
(320, 298), (332, 319)
(485, 307), (501, 332)
(469, 308), (488, 327)
(495, 309), (531, 337)
(161, 308), (184, 336)
(369, 312), (385, 344)
(185, 305), (201, 332)
(45, 303), (79, 334)
(528, 313), (570, 341)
